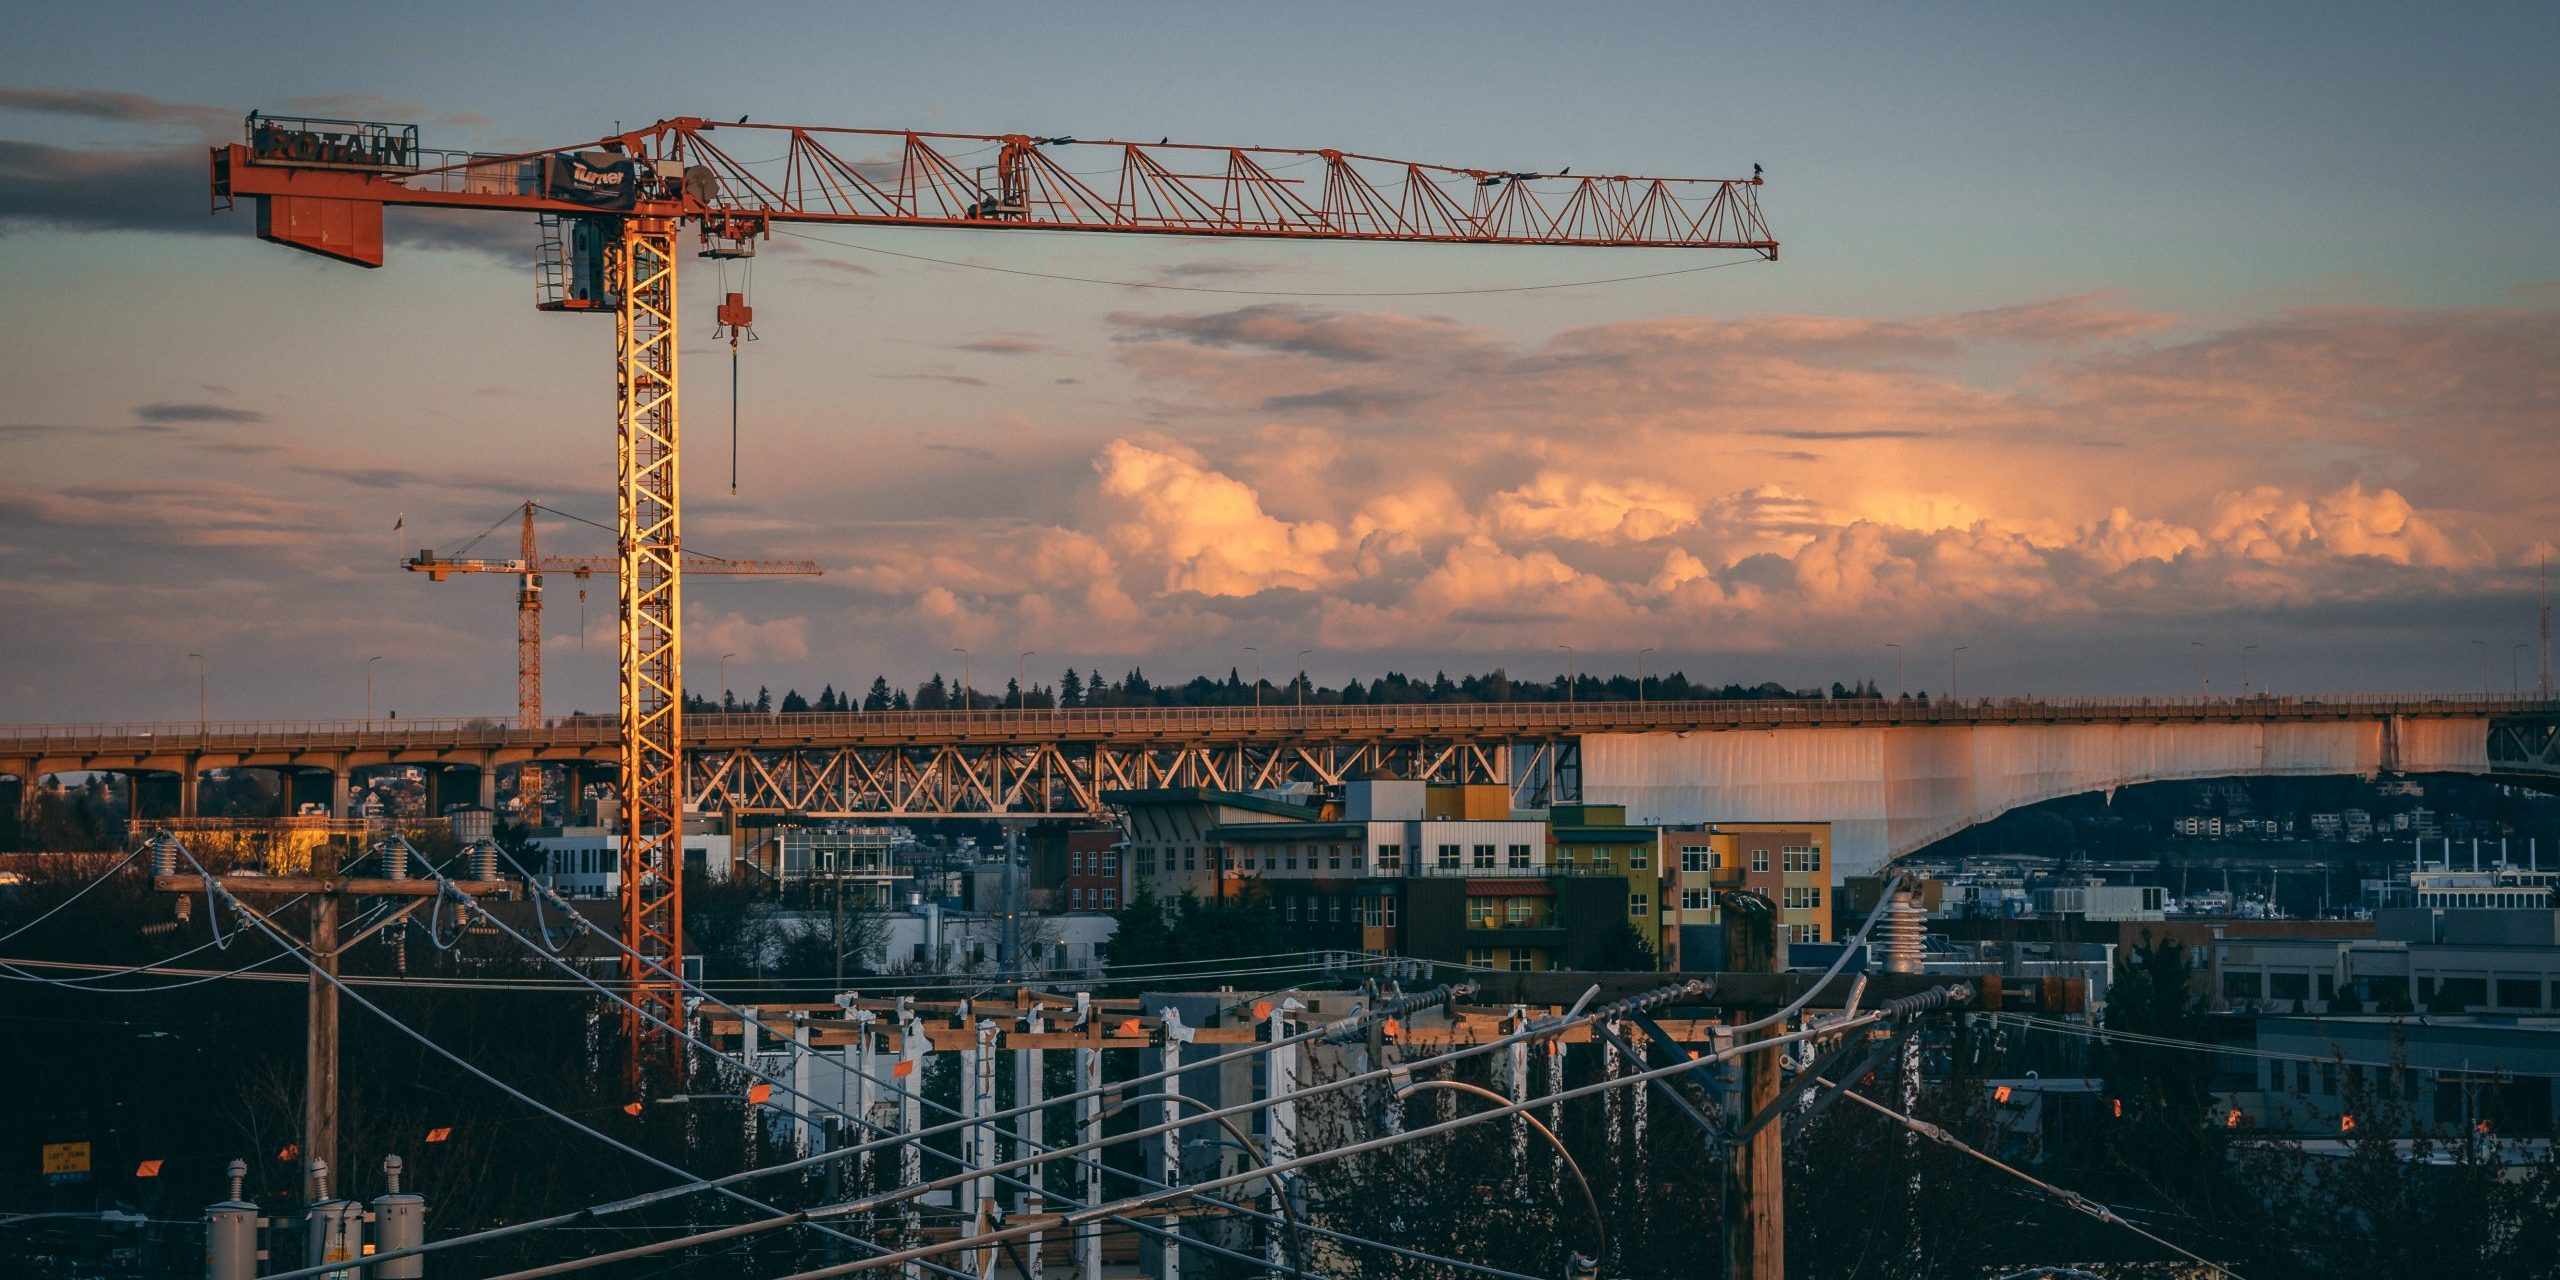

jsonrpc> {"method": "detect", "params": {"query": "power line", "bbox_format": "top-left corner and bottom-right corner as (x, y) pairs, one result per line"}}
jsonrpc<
(172, 843), (987, 1280)
(777, 226), (1772, 297)
(1819, 1080), (2246, 1279)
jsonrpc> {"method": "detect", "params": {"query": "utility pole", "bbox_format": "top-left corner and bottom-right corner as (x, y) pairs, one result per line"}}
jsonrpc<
(1720, 891), (1782, 1280)
(154, 834), (513, 1202)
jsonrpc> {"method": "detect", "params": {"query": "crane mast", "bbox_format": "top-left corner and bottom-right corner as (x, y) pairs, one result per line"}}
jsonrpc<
(212, 111), (1776, 1090)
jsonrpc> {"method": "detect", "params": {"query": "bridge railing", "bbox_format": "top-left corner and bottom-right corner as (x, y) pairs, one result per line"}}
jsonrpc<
(0, 691), (2550, 755)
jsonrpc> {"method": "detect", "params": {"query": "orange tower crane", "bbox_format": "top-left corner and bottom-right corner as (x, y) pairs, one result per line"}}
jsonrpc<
(404, 500), (820, 816)
(211, 112), (1777, 1087)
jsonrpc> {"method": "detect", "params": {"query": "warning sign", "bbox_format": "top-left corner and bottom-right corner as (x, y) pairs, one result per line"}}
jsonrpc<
(41, 1141), (90, 1182)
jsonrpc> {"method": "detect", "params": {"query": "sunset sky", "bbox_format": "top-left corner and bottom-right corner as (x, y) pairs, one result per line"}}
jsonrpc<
(3, 2), (2556, 722)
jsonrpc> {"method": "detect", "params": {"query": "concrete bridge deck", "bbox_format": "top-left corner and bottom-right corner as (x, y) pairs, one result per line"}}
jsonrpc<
(4, 695), (2553, 876)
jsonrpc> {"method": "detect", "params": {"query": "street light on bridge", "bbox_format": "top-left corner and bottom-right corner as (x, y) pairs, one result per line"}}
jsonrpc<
(954, 648), (972, 714)
(2516, 644), (2532, 697)
(366, 655), (383, 723)
(1018, 651), (1036, 710)
(1243, 646), (1261, 710)
(1948, 645), (1968, 701)
(2190, 640), (2209, 696)
(1637, 646), (1656, 706)
(1885, 642), (1903, 698)
(719, 652), (737, 712)
(187, 652), (206, 735)
(2242, 644), (2260, 698)
(1295, 649), (1312, 712)
(1557, 643), (1577, 706)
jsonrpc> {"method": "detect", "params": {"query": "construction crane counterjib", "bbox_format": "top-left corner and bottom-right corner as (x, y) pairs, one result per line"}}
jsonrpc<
(211, 114), (1777, 266)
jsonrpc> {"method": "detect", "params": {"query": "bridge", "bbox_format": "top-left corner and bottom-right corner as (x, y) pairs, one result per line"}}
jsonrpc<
(6, 694), (2554, 876)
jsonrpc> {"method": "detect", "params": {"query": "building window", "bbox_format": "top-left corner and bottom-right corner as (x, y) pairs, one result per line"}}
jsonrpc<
(1508, 899), (1534, 925)
(1681, 847), (1712, 873)
(1285, 846), (1299, 870)
(1507, 843), (1532, 869)
(1472, 844), (1495, 869)
(1284, 898), (1298, 922)
(1467, 898), (1497, 927)
(1137, 849), (1156, 875)
(1438, 844), (1461, 870)
(1101, 888), (1117, 910)
(1377, 844), (1403, 871)
(1467, 948), (1494, 969)
(1751, 848), (1770, 873)
(1630, 846), (1650, 870)
(1070, 850), (1083, 875)
(1682, 887), (1708, 911)
(1630, 892), (1650, 917)
(1102, 850), (1117, 874)
(1328, 897), (1343, 922)
(1509, 951), (1532, 972)
(1183, 847), (1197, 872)
(1329, 845), (1343, 870)
(1263, 849), (1277, 870)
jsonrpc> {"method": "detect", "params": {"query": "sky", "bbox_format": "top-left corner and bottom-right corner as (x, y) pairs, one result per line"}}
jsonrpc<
(1, 1), (2556, 722)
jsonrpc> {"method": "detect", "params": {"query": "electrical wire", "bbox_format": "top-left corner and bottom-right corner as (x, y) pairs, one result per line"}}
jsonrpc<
(0, 844), (147, 945)
(1819, 1079), (2247, 1279)
(1988, 1010), (2560, 1082)
(170, 842), (987, 1280)
(776, 226), (1771, 297)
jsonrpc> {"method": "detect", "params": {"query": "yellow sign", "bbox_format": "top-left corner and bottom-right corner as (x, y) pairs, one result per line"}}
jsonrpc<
(41, 1142), (90, 1175)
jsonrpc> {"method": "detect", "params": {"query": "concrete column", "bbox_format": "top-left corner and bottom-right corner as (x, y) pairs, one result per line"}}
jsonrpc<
(1156, 1034), (1183, 1280)
(477, 761), (499, 813)
(899, 1018), (928, 1280)
(1264, 1000), (1302, 1276)
(1022, 1192), (1046, 1280)
(1074, 1046), (1103, 1280)
(177, 761), (199, 818)
(845, 1011), (877, 1194)
(791, 1013), (815, 1157)
(331, 768), (353, 820)
(958, 1024), (983, 1219)
(1506, 1006), (1531, 1183)
(1014, 1010), (1044, 1205)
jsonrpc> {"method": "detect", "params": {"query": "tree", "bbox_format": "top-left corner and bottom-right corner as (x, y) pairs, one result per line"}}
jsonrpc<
(1059, 668), (1084, 707)
(864, 676), (894, 712)
(915, 674), (948, 710)
(779, 688), (810, 714)
(1582, 922), (1659, 971)
(753, 685), (773, 714)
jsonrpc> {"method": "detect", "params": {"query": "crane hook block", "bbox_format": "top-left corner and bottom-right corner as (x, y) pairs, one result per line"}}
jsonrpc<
(717, 292), (753, 330)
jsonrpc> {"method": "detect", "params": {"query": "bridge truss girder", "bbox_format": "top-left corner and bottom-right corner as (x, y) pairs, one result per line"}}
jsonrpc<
(685, 736), (1575, 819)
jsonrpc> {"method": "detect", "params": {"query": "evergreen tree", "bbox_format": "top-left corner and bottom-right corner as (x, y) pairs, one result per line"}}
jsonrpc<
(1059, 669), (1084, 707)
(780, 689), (810, 714)
(864, 676), (894, 712)
(754, 685), (773, 714)
(816, 683), (838, 712)
(916, 674), (948, 710)
(891, 689), (911, 711)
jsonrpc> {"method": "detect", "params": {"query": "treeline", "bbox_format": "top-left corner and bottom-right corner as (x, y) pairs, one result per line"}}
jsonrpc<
(685, 668), (1886, 715)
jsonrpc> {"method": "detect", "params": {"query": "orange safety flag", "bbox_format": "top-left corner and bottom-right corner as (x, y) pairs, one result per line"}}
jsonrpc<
(1382, 1018), (1403, 1040)
(1252, 1001), (1273, 1021)
(623, 1101), (645, 1117)
(277, 1143), (299, 1162)
(2225, 1109), (2244, 1129)
(134, 1159), (163, 1178)
(893, 1059), (916, 1078)
(425, 1127), (452, 1143)
(2341, 1114), (2358, 1133)
(746, 1082), (773, 1105)
(1117, 1018), (1143, 1038)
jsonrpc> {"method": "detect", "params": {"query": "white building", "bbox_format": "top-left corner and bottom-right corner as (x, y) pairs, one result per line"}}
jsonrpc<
(532, 816), (734, 898)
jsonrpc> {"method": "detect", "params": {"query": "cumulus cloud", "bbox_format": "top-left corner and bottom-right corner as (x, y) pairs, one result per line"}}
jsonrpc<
(1093, 440), (1342, 596)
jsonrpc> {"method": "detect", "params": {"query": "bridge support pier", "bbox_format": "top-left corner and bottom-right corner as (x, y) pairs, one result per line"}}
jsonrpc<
(177, 761), (199, 818)
(477, 764), (498, 814)
(331, 769), (352, 820)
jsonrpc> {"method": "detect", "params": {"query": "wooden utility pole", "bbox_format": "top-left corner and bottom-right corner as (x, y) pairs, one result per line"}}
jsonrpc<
(155, 831), (513, 1201)
(304, 848), (341, 1203)
(1720, 891), (1782, 1280)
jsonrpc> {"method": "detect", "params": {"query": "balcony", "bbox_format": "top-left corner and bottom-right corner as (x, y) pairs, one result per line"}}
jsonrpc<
(1406, 863), (1631, 879)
